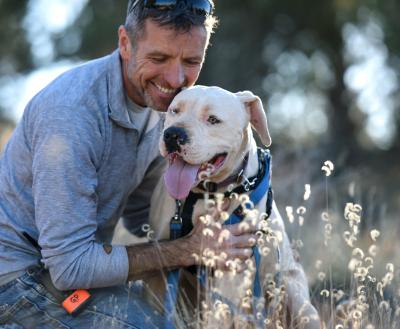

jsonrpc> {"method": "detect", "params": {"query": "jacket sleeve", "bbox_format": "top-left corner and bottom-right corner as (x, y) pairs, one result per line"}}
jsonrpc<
(30, 105), (128, 290)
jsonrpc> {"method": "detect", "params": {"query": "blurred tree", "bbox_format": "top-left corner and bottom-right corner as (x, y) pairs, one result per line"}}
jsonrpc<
(0, 0), (32, 122)
(52, 0), (126, 60)
(1, 1), (399, 150)
(199, 0), (399, 159)
(0, 0), (32, 76)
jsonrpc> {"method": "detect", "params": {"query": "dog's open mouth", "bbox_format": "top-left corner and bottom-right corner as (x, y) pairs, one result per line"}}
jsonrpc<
(164, 153), (227, 200)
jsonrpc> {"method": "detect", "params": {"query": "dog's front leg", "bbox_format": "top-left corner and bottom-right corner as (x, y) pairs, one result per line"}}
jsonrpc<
(149, 178), (176, 240)
(267, 202), (321, 329)
(284, 270), (321, 329)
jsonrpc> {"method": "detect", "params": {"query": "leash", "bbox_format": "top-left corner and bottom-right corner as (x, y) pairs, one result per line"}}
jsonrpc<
(164, 148), (276, 328)
(164, 200), (183, 329)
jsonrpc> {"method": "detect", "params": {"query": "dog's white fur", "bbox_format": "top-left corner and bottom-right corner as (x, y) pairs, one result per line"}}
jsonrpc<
(148, 86), (320, 328)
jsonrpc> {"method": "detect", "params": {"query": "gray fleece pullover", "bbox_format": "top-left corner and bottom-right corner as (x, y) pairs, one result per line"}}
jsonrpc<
(0, 50), (165, 289)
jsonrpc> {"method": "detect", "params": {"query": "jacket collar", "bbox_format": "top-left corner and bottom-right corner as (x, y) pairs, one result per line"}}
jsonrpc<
(107, 49), (146, 130)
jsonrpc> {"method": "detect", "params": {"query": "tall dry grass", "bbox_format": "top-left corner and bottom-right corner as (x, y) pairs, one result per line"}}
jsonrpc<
(113, 156), (399, 328)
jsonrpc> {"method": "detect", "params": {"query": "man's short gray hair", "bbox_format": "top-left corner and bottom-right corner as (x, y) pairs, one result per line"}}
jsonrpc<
(125, 0), (218, 47)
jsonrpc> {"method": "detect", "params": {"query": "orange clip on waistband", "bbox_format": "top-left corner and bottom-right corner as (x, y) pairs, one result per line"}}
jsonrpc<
(62, 289), (91, 315)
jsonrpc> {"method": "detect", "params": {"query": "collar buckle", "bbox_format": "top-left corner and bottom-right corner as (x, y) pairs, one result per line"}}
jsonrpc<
(242, 175), (257, 192)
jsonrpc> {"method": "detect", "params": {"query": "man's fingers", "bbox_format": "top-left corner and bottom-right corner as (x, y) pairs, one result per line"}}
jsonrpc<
(219, 198), (230, 211)
(231, 247), (253, 260)
(223, 247), (253, 259)
(215, 248), (254, 271)
(228, 222), (258, 236)
(219, 234), (257, 249)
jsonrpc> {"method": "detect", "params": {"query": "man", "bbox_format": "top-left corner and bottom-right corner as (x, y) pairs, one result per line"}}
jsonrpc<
(0, 0), (259, 328)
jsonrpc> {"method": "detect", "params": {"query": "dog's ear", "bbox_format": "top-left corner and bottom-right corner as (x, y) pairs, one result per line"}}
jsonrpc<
(235, 91), (271, 146)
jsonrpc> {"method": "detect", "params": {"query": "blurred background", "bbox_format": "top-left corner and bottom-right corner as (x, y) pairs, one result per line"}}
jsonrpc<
(1, 0), (399, 323)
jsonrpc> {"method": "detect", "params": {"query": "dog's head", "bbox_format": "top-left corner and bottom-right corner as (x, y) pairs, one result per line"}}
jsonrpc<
(160, 85), (271, 200)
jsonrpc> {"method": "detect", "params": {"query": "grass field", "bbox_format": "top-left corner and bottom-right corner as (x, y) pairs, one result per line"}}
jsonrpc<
(113, 157), (399, 328)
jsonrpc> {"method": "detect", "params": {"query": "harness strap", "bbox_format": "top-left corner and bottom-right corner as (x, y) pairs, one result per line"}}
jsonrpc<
(165, 199), (184, 329)
(214, 149), (271, 321)
(226, 149), (271, 225)
(181, 193), (202, 237)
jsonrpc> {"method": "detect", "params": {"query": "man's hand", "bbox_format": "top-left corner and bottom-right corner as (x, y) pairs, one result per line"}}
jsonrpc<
(183, 206), (258, 271)
(126, 203), (258, 280)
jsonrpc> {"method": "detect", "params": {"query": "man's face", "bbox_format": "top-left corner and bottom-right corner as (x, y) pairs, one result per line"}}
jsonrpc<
(119, 19), (209, 112)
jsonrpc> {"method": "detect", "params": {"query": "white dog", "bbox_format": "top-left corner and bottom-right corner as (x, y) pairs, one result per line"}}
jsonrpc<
(147, 85), (320, 328)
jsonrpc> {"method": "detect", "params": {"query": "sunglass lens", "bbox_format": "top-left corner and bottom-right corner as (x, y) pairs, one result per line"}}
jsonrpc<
(190, 0), (212, 14)
(145, 0), (177, 6)
(143, 0), (213, 15)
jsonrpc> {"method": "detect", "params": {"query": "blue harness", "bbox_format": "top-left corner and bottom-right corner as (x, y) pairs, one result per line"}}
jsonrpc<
(164, 148), (275, 328)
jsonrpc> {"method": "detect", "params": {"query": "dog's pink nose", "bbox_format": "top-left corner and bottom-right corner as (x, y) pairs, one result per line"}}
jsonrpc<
(163, 126), (188, 153)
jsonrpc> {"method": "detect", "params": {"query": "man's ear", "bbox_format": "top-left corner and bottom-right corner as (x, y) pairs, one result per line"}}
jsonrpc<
(235, 91), (271, 146)
(118, 25), (132, 60)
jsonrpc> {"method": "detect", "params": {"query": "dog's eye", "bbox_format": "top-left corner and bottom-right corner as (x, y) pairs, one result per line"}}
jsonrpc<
(207, 115), (221, 125)
(169, 108), (179, 115)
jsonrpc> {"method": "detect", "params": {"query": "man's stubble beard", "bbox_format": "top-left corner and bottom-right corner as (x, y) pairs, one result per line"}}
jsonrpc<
(143, 89), (163, 112)
(127, 59), (164, 112)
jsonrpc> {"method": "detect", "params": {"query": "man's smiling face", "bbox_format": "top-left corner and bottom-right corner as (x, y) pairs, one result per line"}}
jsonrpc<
(119, 19), (209, 112)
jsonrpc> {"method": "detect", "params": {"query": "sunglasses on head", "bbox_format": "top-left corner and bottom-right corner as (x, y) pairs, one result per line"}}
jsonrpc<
(128, 0), (213, 16)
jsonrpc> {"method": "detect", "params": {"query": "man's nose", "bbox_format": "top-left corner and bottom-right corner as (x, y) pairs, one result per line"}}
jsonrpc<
(163, 126), (188, 153)
(164, 62), (185, 89)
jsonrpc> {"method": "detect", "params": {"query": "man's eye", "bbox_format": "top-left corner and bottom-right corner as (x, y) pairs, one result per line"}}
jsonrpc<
(185, 59), (202, 66)
(151, 57), (165, 63)
(207, 115), (221, 125)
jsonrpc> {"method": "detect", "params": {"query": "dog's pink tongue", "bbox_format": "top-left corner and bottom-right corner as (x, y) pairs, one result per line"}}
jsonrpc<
(164, 156), (200, 200)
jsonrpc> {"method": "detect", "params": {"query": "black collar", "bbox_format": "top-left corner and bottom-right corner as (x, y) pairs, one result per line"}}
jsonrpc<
(195, 148), (267, 198)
